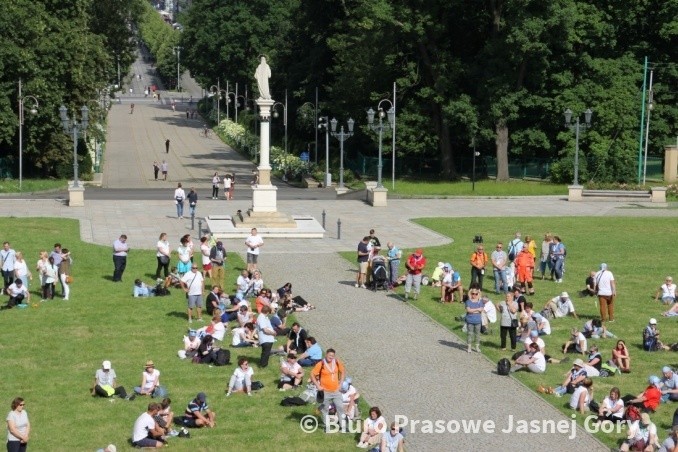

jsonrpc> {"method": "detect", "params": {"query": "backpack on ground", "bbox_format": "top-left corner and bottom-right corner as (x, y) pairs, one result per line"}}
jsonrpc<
(280, 396), (307, 406)
(213, 349), (230, 366)
(497, 358), (511, 376)
(625, 405), (641, 422)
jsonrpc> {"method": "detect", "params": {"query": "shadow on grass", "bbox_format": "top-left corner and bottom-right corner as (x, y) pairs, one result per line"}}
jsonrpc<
(166, 310), (188, 320)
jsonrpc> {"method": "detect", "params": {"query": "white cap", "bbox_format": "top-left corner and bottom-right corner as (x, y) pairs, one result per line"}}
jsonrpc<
(102, 360), (112, 370)
(649, 318), (657, 325)
(560, 292), (569, 298)
(106, 445), (117, 452)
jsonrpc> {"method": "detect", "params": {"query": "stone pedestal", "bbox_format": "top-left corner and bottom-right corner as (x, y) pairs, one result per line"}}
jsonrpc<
(368, 186), (388, 207)
(335, 186), (349, 195)
(664, 145), (677, 183)
(651, 187), (667, 203)
(568, 184), (583, 201)
(68, 182), (85, 207)
(251, 184), (278, 213)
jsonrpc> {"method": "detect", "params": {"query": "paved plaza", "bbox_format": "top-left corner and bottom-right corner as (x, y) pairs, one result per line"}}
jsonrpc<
(5, 52), (677, 451)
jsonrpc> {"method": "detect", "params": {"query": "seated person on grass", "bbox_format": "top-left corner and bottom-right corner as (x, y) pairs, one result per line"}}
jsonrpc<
(92, 360), (133, 400)
(532, 312), (551, 335)
(643, 318), (669, 351)
(196, 335), (216, 364)
(226, 358), (253, 396)
(513, 342), (546, 374)
(134, 360), (160, 396)
(279, 353), (304, 390)
(297, 337), (323, 367)
(569, 378), (593, 414)
(177, 392), (216, 428)
(132, 403), (165, 448)
(249, 271), (264, 297)
(198, 316), (226, 342)
(655, 276), (676, 304)
(255, 288), (273, 314)
(543, 292), (578, 319)
(430, 262), (445, 287)
(277, 283), (293, 302)
(4, 279), (29, 307)
(341, 378), (360, 420)
(133, 279), (156, 297)
(579, 271), (597, 297)
(182, 330), (201, 359)
(236, 270), (251, 296)
(623, 376), (662, 413)
(584, 345), (602, 377)
(620, 412), (658, 452)
(514, 286), (528, 312)
(154, 398), (175, 437)
(595, 387), (624, 424)
(662, 302), (678, 317)
(440, 263), (462, 303)
(270, 310), (289, 336)
(286, 323), (308, 353)
(205, 285), (222, 316)
(582, 318), (615, 339)
(611, 340), (631, 373)
(562, 327), (587, 355)
(554, 359), (587, 396)
(231, 322), (257, 348)
(660, 366), (678, 403)
(236, 305), (254, 327)
(221, 293), (247, 322)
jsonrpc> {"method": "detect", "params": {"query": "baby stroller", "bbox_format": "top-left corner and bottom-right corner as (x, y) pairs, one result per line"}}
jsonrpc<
(370, 259), (390, 291)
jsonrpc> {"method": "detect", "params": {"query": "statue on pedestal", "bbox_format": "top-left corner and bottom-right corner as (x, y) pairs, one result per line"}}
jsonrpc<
(254, 56), (271, 100)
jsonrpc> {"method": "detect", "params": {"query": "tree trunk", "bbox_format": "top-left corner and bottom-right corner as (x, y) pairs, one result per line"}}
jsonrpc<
(495, 120), (509, 181)
(434, 104), (456, 179)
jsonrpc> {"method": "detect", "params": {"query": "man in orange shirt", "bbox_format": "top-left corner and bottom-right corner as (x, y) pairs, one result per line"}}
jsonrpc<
(469, 245), (489, 290)
(312, 349), (346, 430)
(515, 247), (535, 295)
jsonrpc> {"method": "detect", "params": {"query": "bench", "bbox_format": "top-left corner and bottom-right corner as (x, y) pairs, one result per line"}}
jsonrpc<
(569, 186), (666, 203)
(582, 190), (651, 199)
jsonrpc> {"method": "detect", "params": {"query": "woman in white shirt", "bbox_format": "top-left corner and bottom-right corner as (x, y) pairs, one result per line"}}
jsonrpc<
(226, 358), (253, 396)
(357, 407), (387, 449)
(13, 252), (31, 288)
(656, 276), (676, 304)
(134, 360), (160, 395)
(569, 378), (593, 414)
(211, 172), (220, 199)
(595, 387), (624, 424)
(173, 183), (186, 219)
(155, 233), (171, 279)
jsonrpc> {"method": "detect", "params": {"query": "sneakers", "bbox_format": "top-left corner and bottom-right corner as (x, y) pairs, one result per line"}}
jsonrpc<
(360, 284), (366, 289)
(197, 318), (204, 322)
(475, 346), (481, 353)
(188, 319), (193, 324)
(126, 394), (136, 401)
(247, 392), (252, 397)
(168, 429), (180, 437)
(354, 283), (359, 288)
(226, 391), (232, 397)
(467, 346), (472, 354)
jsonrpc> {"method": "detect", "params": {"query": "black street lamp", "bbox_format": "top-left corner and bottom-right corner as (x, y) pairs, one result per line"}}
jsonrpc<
(17, 79), (39, 191)
(330, 117), (355, 189)
(59, 105), (89, 188)
(366, 101), (396, 188)
(564, 108), (592, 186)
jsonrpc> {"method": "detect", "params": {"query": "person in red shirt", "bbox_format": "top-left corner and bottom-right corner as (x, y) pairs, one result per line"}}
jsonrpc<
(515, 248), (535, 295)
(624, 375), (662, 413)
(404, 249), (426, 301)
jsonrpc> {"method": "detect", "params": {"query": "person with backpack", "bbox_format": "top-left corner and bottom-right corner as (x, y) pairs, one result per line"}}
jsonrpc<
(507, 232), (523, 262)
(312, 348), (346, 431)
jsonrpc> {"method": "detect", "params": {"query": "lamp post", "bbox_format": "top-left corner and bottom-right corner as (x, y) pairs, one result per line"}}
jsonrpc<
(642, 70), (654, 185)
(299, 100), (318, 163)
(366, 100), (396, 188)
(59, 105), (89, 188)
(116, 54), (121, 89)
(471, 137), (480, 192)
(318, 116), (330, 187)
(208, 80), (228, 124)
(330, 117), (354, 190)
(564, 108), (592, 186)
(272, 89), (288, 157)
(173, 46), (182, 91)
(17, 79), (39, 192)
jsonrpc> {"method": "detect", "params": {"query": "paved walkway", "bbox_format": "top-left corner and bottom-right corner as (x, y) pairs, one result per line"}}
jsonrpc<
(11, 50), (678, 451)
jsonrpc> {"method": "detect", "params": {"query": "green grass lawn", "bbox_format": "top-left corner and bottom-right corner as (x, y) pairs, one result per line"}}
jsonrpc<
(382, 179), (568, 197)
(0, 179), (67, 193)
(0, 218), (359, 451)
(342, 217), (678, 449)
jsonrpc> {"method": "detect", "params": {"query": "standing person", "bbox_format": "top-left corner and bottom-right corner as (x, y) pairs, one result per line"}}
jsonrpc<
(311, 349), (346, 431)
(595, 263), (616, 323)
(515, 247), (535, 295)
(228, 174), (235, 199)
(245, 228), (263, 273)
(92, 360), (133, 400)
(539, 233), (553, 280)
(165, 139), (170, 154)
(13, 252), (31, 289)
(497, 292), (519, 351)
(131, 403), (164, 448)
(470, 244), (489, 290)
(187, 188), (198, 217)
(181, 264), (205, 324)
(199, 236), (212, 281)
(223, 174), (232, 200)
(355, 237), (370, 288)
(42, 257), (58, 301)
(6, 397), (29, 452)
(507, 232), (523, 262)
(155, 233), (171, 279)
(112, 235), (129, 282)
(404, 249), (426, 301)
(491, 242), (509, 294)
(160, 160), (168, 181)
(465, 287), (484, 353)
(211, 173), (220, 199)
(58, 248), (72, 300)
(209, 241), (226, 289)
(152, 161), (160, 181)
(176, 236), (192, 276)
(1, 241), (16, 290)
(386, 242), (402, 287)
(129, 103), (134, 114)
(35, 251), (48, 299)
(256, 305), (276, 368)
(552, 235), (566, 283)
(174, 183), (186, 219)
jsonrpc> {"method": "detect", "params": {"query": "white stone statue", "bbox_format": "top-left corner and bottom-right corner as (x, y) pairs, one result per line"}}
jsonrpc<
(254, 56), (272, 100)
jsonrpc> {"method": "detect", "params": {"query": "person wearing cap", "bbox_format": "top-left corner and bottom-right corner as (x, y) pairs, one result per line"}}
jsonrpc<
(543, 292), (578, 319)
(623, 376), (663, 413)
(209, 241), (226, 288)
(134, 361), (160, 396)
(179, 393), (215, 428)
(469, 244), (489, 291)
(594, 263), (616, 322)
(620, 412), (658, 452)
(131, 403), (165, 448)
(182, 330), (201, 359)
(661, 367), (678, 403)
(554, 359), (588, 396)
(655, 276), (677, 304)
(431, 262), (445, 287)
(4, 278), (30, 308)
(404, 248), (426, 301)
(341, 378), (360, 420)
(440, 264), (462, 303)
(562, 327), (588, 355)
(92, 360), (133, 400)
(643, 318), (667, 351)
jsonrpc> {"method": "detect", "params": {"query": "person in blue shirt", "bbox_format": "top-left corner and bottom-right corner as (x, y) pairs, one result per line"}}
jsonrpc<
(133, 279), (155, 297)
(297, 337), (323, 367)
(465, 286), (484, 353)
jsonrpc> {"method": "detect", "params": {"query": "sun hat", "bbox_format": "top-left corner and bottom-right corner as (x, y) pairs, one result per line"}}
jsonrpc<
(145, 360), (155, 367)
(572, 359), (585, 368)
(560, 292), (569, 298)
(649, 375), (661, 386)
(662, 366), (673, 373)
(649, 318), (657, 325)
(102, 360), (112, 370)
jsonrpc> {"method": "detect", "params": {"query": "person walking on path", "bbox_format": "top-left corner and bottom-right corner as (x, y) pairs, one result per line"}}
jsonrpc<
(187, 188), (198, 218)
(130, 103), (134, 114)
(152, 161), (160, 181)
(595, 263), (616, 323)
(165, 139), (170, 154)
(160, 160), (168, 181)
(404, 248), (426, 300)
(245, 228), (263, 273)
(112, 234), (129, 282)
(229, 174), (235, 200)
(173, 183), (186, 219)
(223, 174), (232, 200)
(211, 173), (220, 199)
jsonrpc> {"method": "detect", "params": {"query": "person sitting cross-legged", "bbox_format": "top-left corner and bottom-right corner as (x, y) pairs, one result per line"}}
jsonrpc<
(297, 337), (323, 367)
(278, 353), (304, 390)
(176, 392), (216, 428)
(513, 342), (546, 374)
(92, 360), (134, 400)
(226, 358), (253, 396)
(132, 403), (166, 448)
(655, 276), (676, 304)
